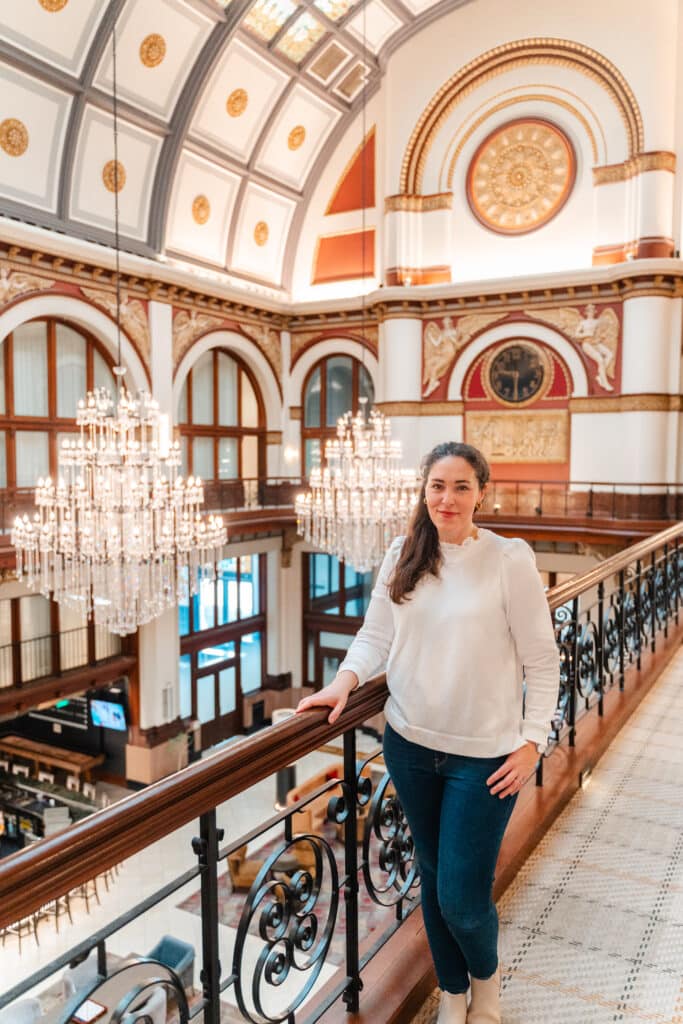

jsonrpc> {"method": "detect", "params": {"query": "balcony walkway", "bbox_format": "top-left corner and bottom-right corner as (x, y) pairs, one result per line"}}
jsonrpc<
(413, 644), (683, 1024)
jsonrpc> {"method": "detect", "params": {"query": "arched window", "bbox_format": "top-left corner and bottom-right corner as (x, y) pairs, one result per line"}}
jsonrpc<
(302, 355), (374, 476)
(0, 318), (115, 489)
(178, 349), (266, 481)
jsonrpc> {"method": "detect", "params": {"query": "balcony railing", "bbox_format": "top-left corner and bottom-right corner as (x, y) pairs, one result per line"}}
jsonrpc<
(0, 522), (681, 1022)
(4, 479), (681, 539)
(0, 626), (122, 689)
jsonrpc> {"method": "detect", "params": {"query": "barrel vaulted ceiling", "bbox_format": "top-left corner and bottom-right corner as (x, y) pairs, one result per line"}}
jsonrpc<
(0, 0), (471, 295)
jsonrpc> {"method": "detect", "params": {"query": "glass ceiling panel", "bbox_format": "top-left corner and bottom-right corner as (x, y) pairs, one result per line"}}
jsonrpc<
(243, 0), (299, 41)
(275, 11), (326, 63)
(313, 0), (357, 22)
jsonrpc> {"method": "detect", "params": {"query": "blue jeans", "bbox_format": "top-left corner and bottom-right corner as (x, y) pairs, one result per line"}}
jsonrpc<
(382, 722), (518, 994)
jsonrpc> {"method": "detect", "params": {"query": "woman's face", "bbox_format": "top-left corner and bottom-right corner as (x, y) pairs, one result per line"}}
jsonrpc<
(424, 455), (484, 539)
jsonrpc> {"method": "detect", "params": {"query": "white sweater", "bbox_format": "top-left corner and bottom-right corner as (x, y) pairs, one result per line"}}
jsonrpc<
(339, 528), (560, 757)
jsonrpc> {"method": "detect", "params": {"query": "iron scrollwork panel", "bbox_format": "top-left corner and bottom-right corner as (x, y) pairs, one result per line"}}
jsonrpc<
(232, 835), (339, 1024)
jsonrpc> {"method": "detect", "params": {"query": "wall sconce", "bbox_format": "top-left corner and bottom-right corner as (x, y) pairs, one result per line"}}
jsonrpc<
(493, 502), (501, 514)
(283, 444), (299, 465)
(403, 274), (412, 287)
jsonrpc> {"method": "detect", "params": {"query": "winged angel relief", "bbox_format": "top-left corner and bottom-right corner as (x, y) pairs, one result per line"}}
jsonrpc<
(422, 313), (504, 397)
(525, 304), (619, 392)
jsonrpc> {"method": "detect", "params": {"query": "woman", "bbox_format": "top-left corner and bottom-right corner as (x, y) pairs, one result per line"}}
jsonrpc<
(296, 442), (559, 1024)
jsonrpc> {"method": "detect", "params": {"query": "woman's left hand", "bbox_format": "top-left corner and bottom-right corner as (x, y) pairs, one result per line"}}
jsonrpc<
(486, 741), (539, 799)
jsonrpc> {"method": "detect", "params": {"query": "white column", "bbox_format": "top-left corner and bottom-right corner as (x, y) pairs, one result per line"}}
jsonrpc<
(278, 329), (300, 477)
(622, 296), (681, 393)
(138, 299), (180, 729)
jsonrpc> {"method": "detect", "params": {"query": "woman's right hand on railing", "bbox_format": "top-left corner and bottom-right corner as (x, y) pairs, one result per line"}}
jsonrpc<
(295, 670), (360, 724)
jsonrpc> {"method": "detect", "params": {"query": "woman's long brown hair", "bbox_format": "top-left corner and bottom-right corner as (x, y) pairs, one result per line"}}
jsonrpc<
(388, 442), (490, 604)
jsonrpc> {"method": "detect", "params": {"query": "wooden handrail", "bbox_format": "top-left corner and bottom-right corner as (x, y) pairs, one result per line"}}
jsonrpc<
(0, 520), (681, 929)
(0, 679), (388, 929)
(546, 520), (683, 611)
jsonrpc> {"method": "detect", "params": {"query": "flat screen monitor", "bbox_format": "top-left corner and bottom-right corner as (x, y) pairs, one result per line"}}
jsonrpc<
(90, 699), (127, 731)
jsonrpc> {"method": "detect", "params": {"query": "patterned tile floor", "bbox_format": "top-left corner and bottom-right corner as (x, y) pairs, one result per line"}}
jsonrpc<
(413, 648), (683, 1023)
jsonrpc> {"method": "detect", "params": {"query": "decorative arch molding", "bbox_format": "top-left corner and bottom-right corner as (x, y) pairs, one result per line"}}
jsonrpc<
(446, 321), (587, 401)
(401, 37), (644, 195)
(289, 338), (379, 407)
(172, 329), (281, 429)
(0, 293), (149, 392)
(290, 329), (378, 370)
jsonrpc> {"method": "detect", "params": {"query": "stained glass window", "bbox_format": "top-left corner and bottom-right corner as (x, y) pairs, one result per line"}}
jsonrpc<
(275, 11), (326, 63)
(243, 0), (298, 41)
(313, 0), (357, 21)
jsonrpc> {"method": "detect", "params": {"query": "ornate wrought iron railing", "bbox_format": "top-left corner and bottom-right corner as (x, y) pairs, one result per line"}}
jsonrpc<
(0, 522), (682, 1023)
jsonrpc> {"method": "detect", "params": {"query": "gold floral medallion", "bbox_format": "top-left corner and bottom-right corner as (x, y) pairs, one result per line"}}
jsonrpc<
(139, 33), (166, 68)
(254, 221), (269, 246)
(192, 194), (211, 225)
(288, 125), (306, 151)
(0, 118), (29, 157)
(38, 0), (69, 10)
(466, 118), (575, 234)
(226, 88), (248, 117)
(102, 159), (126, 193)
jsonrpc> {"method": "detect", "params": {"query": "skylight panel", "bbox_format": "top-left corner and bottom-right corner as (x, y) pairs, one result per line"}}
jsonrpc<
(243, 0), (299, 42)
(275, 11), (326, 63)
(313, 0), (357, 22)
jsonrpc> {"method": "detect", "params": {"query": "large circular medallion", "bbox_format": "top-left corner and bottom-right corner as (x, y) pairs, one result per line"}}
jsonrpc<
(466, 118), (575, 234)
(484, 341), (552, 407)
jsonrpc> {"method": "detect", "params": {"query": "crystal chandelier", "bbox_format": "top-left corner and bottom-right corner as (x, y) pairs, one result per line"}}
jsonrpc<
(11, 15), (226, 636)
(295, 403), (420, 572)
(12, 381), (226, 635)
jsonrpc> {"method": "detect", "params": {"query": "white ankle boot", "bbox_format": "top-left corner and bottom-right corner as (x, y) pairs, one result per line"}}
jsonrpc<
(437, 989), (468, 1024)
(466, 964), (501, 1023)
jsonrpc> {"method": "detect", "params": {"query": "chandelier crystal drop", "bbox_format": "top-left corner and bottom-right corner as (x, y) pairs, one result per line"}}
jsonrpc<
(12, 379), (227, 636)
(295, 403), (420, 572)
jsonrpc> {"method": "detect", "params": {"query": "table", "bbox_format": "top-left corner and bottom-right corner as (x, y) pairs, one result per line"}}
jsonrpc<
(0, 735), (104, 781)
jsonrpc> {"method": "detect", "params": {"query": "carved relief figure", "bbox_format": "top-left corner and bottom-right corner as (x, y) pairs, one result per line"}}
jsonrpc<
(525, 304), (619, 392)
(423, 312), (504, 397)
(82, 287), (151, 366)
(0, 263), (54, 305)
(173, 309), (223, 367)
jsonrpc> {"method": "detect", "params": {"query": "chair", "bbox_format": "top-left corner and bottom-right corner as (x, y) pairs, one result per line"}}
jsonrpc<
(40, 893), (73, 933)
(0, 997), (41, 1023)
(62, 952), (101, 1000)
(227, 845), (266, 892)
(71, 877), (100, 914)
(82, 781), (97, 801)
(146, 934), (195, 991)
(121, 986), (167, 1024)
(38, 770), (54, 784)
(0, 758), (9, 774)
(1, 914), (39, 954)
(66, 775), (80, 792)
(11, 764), (29, 779)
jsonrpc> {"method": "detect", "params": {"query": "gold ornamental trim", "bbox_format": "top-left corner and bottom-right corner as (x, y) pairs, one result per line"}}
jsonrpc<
(570, 394), (682, 413)
(375, 401), (464, 416)
(266, 430), (283, 444)
(0, 118), (29, 157)
(445, 91), (599, 189)
(227, 88), (248, 117)
(39, 0), (68, 9)
(102, 159), (126, 193)
(384, 192), (453, 213)
(192, 194), (211, 225)
(401, 38), (644, 194)
(289, 406), (302, 420)
(288, 125), (306, 151)
(254, 221), (269, 247)
(140, 33), (166, 68)
(593, 151), (676, 185)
